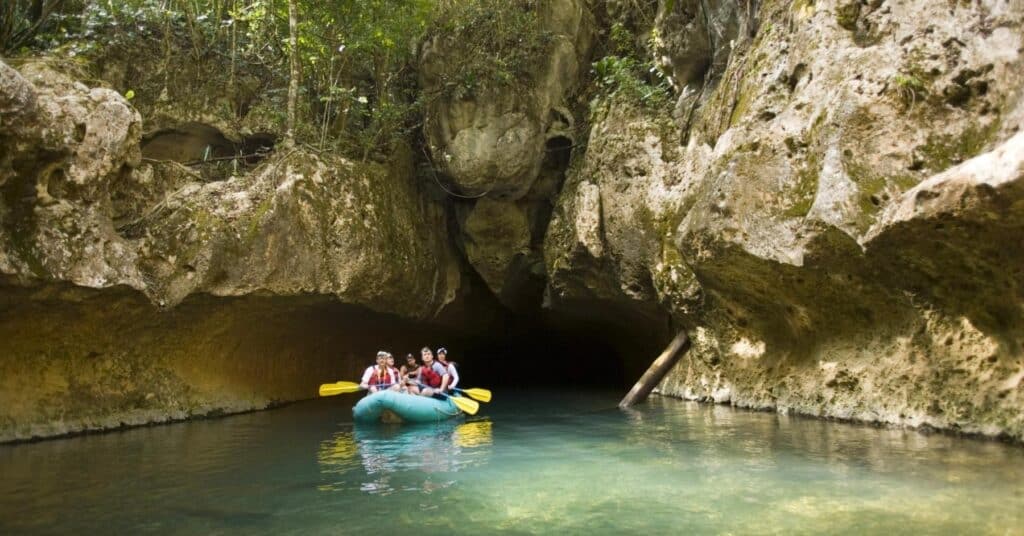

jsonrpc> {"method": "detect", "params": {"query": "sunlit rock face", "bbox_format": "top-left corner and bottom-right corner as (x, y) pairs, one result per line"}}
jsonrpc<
(545, 0), (1024, 440)
(0, 59), (462, 440)
(661, 132), (1024, 439)
(0, 60), (460, 318)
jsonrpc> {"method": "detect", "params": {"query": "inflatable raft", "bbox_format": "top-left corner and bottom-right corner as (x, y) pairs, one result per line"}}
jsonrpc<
(353, 390), (463, 424)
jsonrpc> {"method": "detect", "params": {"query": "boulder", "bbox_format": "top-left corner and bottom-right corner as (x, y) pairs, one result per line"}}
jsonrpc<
(420, 0), (594, 199)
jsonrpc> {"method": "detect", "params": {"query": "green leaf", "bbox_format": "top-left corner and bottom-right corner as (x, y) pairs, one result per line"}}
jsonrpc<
(124, 89), (135, 101)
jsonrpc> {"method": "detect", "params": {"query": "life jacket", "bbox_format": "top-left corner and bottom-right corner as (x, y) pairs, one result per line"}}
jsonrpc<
(420, 363), (442, 388)
(367, 366), (392, 387)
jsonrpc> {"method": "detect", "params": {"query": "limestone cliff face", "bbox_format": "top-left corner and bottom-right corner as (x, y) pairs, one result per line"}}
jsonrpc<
(3, 0), (1024, 442)
(0, 60), (460, 318)
(0, 59), (460, 441)
(420, 0), (593, 309)
(421, 0), (593, 199)
(545, 0), (1024, 439)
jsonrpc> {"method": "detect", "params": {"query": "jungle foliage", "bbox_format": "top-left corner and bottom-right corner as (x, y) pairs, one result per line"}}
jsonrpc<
(424, 0), (553, 100)
(590, 20), (672, 110)
(2, 0), (436, 159)
(2, 1), (671, 159)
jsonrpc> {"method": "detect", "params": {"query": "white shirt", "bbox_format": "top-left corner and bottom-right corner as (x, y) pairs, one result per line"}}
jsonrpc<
(446, 362), (459, 389)
(360, 365), (396, 387)
(360, 366), (376, 386)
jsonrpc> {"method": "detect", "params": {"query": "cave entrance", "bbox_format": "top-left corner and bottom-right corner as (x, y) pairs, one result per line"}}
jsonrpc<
(451, 323), (628, 389)
(543, 135), (573, 174)
(141, 122), (276, 181)
(438, 306), (671, 391)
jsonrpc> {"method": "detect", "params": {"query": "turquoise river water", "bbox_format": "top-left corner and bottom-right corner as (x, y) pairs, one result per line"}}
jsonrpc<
(1, 390), (1022, 534)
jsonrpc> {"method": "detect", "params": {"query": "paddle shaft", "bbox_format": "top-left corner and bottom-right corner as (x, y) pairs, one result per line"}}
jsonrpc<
(415, 382), (479, 414)
(319, 381), (396, 397)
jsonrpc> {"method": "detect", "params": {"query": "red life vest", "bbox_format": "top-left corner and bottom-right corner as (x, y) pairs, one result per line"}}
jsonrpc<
(367, 366), (392, 387)
(420, 363), (442, 388)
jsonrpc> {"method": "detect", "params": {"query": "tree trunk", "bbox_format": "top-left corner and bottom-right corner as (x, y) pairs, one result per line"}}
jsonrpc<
(161, 0), (171, 101)
(618, 331), (690, 408)
(285, 0), (299, 146)
(229, 0), (237, 114)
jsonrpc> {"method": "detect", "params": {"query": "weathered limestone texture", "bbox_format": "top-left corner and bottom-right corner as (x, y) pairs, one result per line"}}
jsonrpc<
(545, 0), (1024, 440)
(3, 0), (1024, 442)
(0, 60), (460, 440)
(463, 198), (532, 299)
(0, 283), (444, 442)
(419, 1), (593, 305)
(662, 132), (1024, 438)
(420, 0), (593, 199)
(0, 60), (459, 318)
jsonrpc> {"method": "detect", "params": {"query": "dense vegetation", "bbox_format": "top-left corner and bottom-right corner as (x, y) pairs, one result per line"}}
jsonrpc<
(2, 1), (425, 156)
(424, 1), (552, 100)
(2, 0), (672, 159)
(591, 20), (672, 110)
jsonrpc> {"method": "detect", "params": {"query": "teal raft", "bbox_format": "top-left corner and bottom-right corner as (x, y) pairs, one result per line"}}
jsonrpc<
(353, 390), (462, 424)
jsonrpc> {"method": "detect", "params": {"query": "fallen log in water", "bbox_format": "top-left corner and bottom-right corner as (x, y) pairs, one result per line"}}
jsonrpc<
(619, 331), (690, 408)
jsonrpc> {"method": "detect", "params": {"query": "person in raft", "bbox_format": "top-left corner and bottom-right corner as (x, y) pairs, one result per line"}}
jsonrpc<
(436, 348), (459, 393)
(385, 353), (400, 389)
(400, 353), (419, 391)
(360, 351), (399, 392)
(413, 347), (450, 397)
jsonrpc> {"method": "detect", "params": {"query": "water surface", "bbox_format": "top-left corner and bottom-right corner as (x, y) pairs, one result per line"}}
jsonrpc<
(1, 390), (1022, 534)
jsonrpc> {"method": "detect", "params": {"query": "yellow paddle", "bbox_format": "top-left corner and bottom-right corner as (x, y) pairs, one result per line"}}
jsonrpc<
(318, 381), (362, 397)
(453, 387), (492, 403)
(414, 382), (481, 415)
(444, 393), (480, 415)
(319, 380), (480, 416)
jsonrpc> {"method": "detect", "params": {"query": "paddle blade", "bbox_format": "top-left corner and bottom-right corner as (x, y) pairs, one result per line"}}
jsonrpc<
(450, 395), (480, 415)
(318, 381), (361, 397)
(461, 388), (492, 403)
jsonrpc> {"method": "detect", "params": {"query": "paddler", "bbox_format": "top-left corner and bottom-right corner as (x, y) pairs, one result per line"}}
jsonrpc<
(400, 353), (419, 393)
(436, 348), (459, 393)
(416, 347), (450, 397)
(360, 351), (397, 393)
(384, 353), (401, 391)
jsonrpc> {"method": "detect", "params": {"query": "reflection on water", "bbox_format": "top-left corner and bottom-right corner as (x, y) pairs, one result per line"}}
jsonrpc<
(455, 420), (493, 448)
(317, 420), (493, 495)
(0, 391), (1021, 534)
